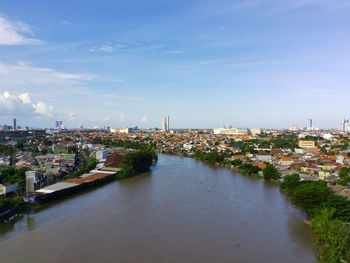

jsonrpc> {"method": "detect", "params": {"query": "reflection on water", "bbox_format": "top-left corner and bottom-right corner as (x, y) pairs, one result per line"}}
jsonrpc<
(26, 215), (36, 230)
(0, 154), (317, 263)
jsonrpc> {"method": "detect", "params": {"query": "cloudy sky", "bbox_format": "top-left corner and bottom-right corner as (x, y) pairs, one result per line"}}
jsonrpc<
(0, 0), (350, 129)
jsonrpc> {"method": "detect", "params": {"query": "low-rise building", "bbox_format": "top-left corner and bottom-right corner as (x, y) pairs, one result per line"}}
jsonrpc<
(298, 140), (315, 148)
(0, 183), (18, 195)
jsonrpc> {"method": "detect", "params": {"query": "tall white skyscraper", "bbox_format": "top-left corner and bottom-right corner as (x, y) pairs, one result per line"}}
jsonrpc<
(307, 119), (313, 131)
(342, 119), (349, 132)
(162, 116), (169, 132)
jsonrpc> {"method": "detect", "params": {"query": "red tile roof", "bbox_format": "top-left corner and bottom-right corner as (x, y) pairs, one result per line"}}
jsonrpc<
(104, 152), (124, 168)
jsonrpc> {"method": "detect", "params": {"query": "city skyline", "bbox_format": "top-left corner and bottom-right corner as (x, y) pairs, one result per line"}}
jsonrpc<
(1, 1), (350, 128)
(2, 116), (350, 130)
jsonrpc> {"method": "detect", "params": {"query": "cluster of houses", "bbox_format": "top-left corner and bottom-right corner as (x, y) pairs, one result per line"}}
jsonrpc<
(2, 128), (350, 200)
(0, 155), (10, 169)
(36, 153), (76, 178)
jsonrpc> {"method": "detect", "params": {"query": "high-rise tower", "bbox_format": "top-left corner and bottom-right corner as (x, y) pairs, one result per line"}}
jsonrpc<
(307, 119), (313, 131)
(342, 119), (349, 132)
(162, 116), (169, 132)
(13, 118), (17, 130)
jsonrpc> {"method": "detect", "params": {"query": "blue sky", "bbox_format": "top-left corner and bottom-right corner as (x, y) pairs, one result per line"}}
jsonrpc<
(0, 0), (350, 129)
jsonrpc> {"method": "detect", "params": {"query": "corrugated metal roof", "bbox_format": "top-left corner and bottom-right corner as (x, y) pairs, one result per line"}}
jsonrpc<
(36, 182), (79, 194)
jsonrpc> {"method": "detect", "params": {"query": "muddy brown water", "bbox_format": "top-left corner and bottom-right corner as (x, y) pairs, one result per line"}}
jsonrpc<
(0, 154), (317, 263)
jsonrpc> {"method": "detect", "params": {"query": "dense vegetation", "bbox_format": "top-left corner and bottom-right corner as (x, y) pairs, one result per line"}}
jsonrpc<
(117, 151), (155, 179)
(262, 164), (280, 180)
(0, 167), (30, 189)
(0, 144), (14, 155)
(237, 163), (261, 175)
(0, 196), (23, 214)
(280, 174), (350, 262)
(337, 167), (350, 186)
(192, 151), (224, 165)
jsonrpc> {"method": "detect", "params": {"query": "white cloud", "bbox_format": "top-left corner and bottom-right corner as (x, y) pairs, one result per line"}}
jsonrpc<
(0, 91), (29, 112)
(164, 50), (184, 55)
(0, 61), (93, 97)
(18, 93), (31, 104)
(98, 45), (114, 52)
(32, 101), (54, 117)
(140, 115), (148, 123)
(0, 91), (53, 117)
(0, 15), (44, 45)
(90, 45), (115, 52)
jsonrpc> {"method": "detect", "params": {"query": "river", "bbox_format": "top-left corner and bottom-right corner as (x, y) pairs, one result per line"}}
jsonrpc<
(0, 154), (317, 263)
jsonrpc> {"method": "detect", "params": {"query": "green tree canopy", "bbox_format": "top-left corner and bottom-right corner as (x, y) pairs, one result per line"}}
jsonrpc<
(292, 181), (331, 215)
(263, 164), (280, 180)
(280, 173), (300, 193)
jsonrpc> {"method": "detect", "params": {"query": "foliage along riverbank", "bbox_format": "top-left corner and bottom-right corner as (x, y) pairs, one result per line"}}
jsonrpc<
(0, 196), (38, 221)
(280, 174), (350, 263)
(117, 150), (157, 179)
(175, 150), (350, 263)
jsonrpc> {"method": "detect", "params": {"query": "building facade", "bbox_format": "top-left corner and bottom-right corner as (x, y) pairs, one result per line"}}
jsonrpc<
(162, 116), (170, 132)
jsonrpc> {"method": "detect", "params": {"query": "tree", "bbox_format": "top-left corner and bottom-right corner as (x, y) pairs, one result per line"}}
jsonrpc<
(337, 167), (350, 186)
(263, 164), (280, 180)
(231, 159), (242, 166)
(292, 181), (331, 215)
(118, 151), (154, 179)
(15, 141), (24, 150)
(311, 211), (350, 263)
(67, 146), (77, 154)
(322, 194), (350, 222)
(339, 167), (349, 179)
(280, 173), (300, 193)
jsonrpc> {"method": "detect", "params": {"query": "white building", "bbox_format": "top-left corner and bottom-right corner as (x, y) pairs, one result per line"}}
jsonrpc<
(183, 143), (194, 150)
(0, 183), (18, 195)
(250, 128), (261, 136)
(110, 128), (133, 134)
(290, 125), (299, 131)
(96, 150), (109, 161)
(213, 127), (250, 135)
(162, 116), (170, 132)
(323, 133), (333, 140)
(307, 119), (313, 131)
(342, 119), (350, 132)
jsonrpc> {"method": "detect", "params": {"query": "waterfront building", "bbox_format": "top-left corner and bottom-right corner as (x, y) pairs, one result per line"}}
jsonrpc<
(0, 183), (18, 196)
(25, 171), (36, 196)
